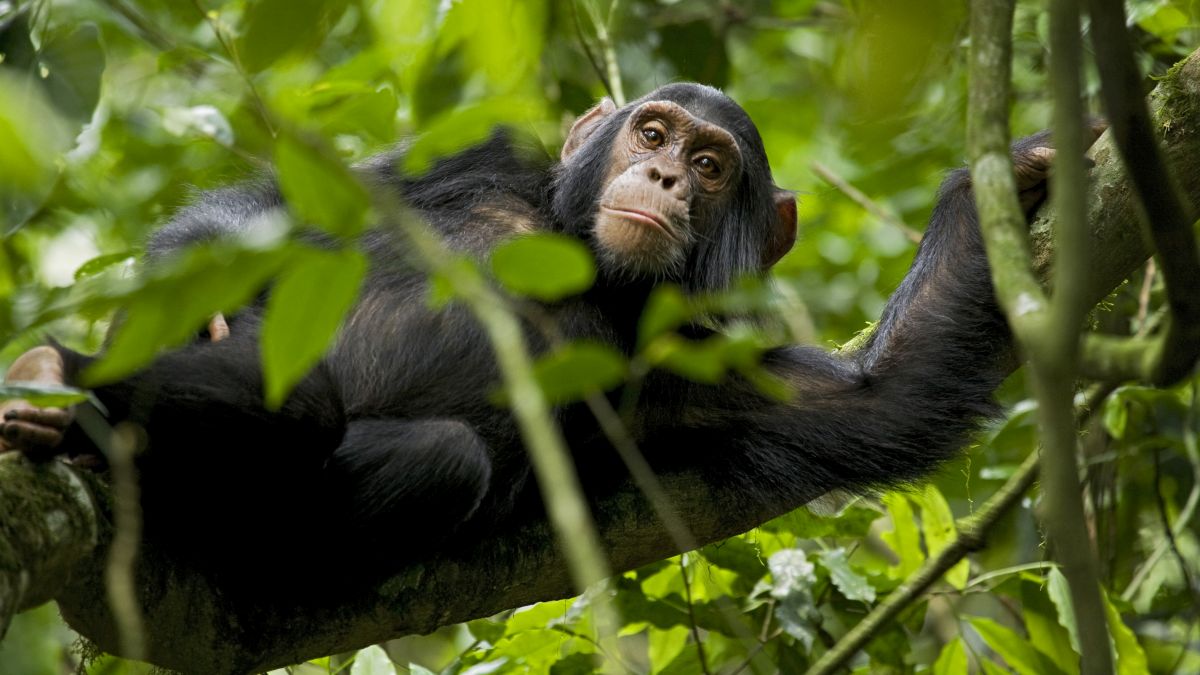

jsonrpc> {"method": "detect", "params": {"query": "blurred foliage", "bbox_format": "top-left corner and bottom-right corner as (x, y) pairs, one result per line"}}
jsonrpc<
(0, 0), (1198, 673)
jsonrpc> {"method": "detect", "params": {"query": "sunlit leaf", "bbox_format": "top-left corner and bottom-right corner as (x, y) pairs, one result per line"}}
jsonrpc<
(1047, 567), (1082, 655)
(913, 484), (969, 589)
(1104, 591), (1150, 675)
(1020, 578), (1081, 675)
(349, 645), (396, 675)
(648, 626), (690, 675)
(491, 233), (595, 301)
(932, 637), (967, 675)
(261, 247), (366, 409)
(882, 494), (923, 578)
(970, 616), (1067, 675)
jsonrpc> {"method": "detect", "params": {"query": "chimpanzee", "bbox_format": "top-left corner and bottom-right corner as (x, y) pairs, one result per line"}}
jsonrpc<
(0, 84), (1069, 585)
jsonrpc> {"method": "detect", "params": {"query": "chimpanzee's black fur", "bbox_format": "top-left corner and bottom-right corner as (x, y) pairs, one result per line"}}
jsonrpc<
(52, 84), (1017, 588)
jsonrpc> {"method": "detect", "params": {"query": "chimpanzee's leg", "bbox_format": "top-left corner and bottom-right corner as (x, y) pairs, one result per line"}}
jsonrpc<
(323, 418), (493, 555)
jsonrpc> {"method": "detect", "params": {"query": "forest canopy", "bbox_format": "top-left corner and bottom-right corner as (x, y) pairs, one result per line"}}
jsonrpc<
(1, 0), (1199, 674)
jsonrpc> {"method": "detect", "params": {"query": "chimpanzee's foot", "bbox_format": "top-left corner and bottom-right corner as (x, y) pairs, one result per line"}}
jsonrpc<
(0, 346), (73, 460)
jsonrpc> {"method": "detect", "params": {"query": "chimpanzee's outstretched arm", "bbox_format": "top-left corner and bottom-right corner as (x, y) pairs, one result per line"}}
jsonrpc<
(645, 133), (1074, 505)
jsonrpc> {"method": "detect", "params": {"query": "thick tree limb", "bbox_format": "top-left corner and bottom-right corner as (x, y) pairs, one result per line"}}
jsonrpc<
(2, 46), (1199, 675)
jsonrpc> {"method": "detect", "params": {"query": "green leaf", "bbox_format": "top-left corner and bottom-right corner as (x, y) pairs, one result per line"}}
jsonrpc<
(761, 503), (883, 538)
(817, 548), (876, 603)
(1104, 591), (1149, 675)
(549, 653), (595, 675)
(275, 131), (370, 237)
(648, 626), (690, 675)
(969, 617), (1066, 675)
(467, 618), (507, 644)
(1020, 578), (1080, 675)
(36, 24), (105, 125)
(531, 341), (626, 404)
(74, 252), (136, 281)
(0, 71), (71, 230)
(491, 233), (595, 301)
(85, 247), (288, 384)
(1047, 567), (1081, 654)
(237, 0), (350, 73)
(261, 247), (366, 409)
(882, 493), (923, 578)
(700, 537), (767, 581)
(0, 383), (93, 409)
(913, 484), (969, 589)
(349, 645), (396, 675)
(932, 637), (968, 675)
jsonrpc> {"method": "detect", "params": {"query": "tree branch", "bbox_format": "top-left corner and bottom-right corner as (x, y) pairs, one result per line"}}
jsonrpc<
(3, 44), (1200, 675)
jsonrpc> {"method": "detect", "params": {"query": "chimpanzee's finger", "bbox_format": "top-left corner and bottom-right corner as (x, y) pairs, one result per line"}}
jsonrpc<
(4, 406), (73, 430)
(1, 419), (64, 452)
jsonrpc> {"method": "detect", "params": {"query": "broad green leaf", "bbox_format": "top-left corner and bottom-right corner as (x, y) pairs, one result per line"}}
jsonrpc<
(275, 132), (370, 237)
(37, 24), (105, 125)
(0, 72), (71, 230)
(648, 626), (690, 675)
(761, 503), (883, 538)
(85, 247), (288, 384)
(932, 637), (967, 675)
(349, 645), (396, 675)
(261, 247), (366, 409)
(74, 252), (136, 281)
(467, 618), (507, 644)
(1047, 567), (1082, 654)
(549, 653), (595, 675)
(700, 537), (767, 581)
(913, 484), (969, 589)
(505, 599), (576, 635)
(491, 629), (569, 670)
(1021, 578), (1080, 675)
(0, 384), (92, 409)
(882, 494), (923, 578)
(817, 548), (876, 603)
(237, 0), (350, 73)
(491, 233), (595, 301)
(969, 617), (1066, 675)
(531, 341), (626, 404)
(658, 647), (701, 675)
(1104, 592), (1150, 675)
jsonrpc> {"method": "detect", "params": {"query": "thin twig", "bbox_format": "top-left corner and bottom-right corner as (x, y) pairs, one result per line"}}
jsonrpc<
(811, 161), (922, 244)
(678, 555), (712, 675)
(191, 0), (277, 138)
(806, 384), (1115, 675)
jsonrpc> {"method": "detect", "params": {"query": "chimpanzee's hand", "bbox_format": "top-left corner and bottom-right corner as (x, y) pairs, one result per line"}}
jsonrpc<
(1012, 119), (1109, 217)
(0, 346), (74, 461)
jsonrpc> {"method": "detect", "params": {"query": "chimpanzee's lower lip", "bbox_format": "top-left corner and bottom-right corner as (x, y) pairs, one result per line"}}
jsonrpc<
(601, 206), (670, 234)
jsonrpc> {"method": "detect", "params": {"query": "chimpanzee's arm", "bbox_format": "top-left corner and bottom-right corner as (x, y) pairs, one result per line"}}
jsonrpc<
(644, 137), (1062, 506)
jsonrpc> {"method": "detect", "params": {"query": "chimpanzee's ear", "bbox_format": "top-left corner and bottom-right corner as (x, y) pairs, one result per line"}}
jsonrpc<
(762, 190), (797, 268)
(561, 98), (618, 162)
